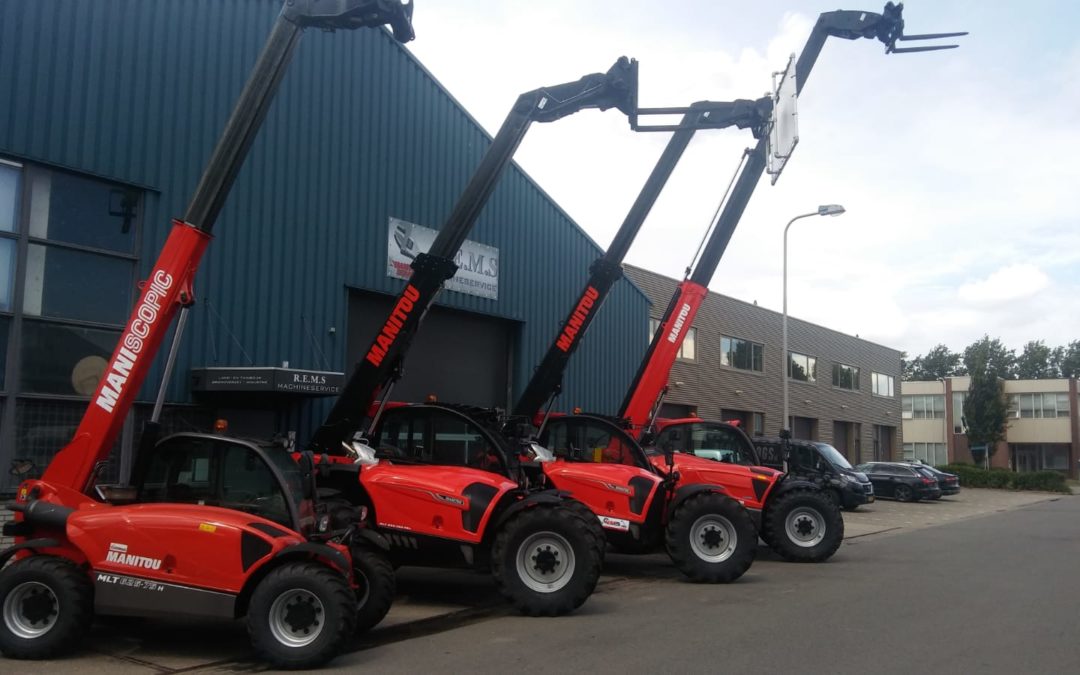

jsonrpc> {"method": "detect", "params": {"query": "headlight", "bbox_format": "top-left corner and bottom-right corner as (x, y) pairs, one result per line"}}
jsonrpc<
(839, 473), (853, 484)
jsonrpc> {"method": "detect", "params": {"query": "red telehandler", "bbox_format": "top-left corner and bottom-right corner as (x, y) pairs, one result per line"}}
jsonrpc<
(615, 3), (965, 562)
(302, 59), (640, 617)
(0, 1), (414, 669)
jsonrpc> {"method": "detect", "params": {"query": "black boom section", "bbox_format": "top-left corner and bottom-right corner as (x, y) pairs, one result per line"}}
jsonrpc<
(307, 58), (639, 454)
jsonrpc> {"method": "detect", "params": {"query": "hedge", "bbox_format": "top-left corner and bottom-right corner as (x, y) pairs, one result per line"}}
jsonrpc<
(940, 463), (1070, 493)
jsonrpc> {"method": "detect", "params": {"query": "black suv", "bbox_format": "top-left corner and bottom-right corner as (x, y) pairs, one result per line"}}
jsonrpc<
(751, 437), (874, 511)
(855, 462), (942, 502)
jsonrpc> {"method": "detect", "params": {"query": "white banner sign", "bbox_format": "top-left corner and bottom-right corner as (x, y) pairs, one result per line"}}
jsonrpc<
(386, 217), (499, 300)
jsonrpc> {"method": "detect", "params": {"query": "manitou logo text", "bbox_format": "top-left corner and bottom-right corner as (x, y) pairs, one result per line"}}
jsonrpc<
(666, 303), (692, 344)
(95, 270), (174, 413)
(556, 286), (600, 352)
(105, 542), (163, 571)
(366, 284), (421, 367)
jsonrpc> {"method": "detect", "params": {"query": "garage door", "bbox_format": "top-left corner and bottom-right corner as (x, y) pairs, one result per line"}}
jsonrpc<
(347, 291), (514, 408)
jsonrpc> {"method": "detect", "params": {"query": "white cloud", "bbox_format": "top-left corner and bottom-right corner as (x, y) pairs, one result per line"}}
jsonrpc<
(957, 264), (1050, 304)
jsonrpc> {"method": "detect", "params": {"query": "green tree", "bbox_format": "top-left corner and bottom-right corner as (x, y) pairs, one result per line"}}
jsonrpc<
(1015, 340), (1056, 379)
(963, 347), (1009, 463)
(1052, 340), (1080, 378)
(910, 344), (964, 380)
(962, 335), (1015, 380)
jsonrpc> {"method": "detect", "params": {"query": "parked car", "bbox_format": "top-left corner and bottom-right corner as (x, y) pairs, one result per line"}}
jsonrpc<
(902, 461), (961, 497)
(751, 437), (874, 511)
(855, 462), (941, 502)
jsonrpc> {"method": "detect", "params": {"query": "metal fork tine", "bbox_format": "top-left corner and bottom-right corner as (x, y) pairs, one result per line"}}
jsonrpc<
(890, 45), (960, 53)
(899, 31), (970, 41)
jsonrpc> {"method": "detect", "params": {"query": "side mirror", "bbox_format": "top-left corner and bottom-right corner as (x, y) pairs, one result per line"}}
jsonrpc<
(343, 440), (380, 466)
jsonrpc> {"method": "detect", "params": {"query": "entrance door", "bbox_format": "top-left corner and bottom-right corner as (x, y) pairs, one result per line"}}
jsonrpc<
(832, 421), (850, 457)
(873, 425), (894, 461)
(792, 416), (817, 441)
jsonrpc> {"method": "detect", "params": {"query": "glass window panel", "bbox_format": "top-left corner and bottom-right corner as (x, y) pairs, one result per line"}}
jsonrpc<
(1057, 393), (1070, 417)
(902, 396), (913, 419)
(1042, 393), (1058, 418)
(953, 392), (966, 432)
(20, 320), (120, 395)
(0, 315), (8, 390)
(24, 244), (133, 324)
(752, 343), (763, 372)
(649, 318), (660, 342)
(914, 396), (926, 418)
(1019, 394), (1035, 418)
(681, 327), (696, 360)
(720, 336), (731, 366)
(1, 162), (19, 232)
(30, 170), (138, 253)
(808, 356), (817, 382)
(0, 237), (14, 311)
(11, 399), (121, 486)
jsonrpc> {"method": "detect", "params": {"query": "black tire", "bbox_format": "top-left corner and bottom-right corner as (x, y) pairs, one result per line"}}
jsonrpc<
(0, 556), (93, 659)
(559, 498), (608, 563)
(491, 505), (603, 616)
(665, 493), (756, 583)
(351, 547), (395, 633)
(762, 489), (845, 563)
(247, 562), (355, 670)
(894, 484), (915, 502)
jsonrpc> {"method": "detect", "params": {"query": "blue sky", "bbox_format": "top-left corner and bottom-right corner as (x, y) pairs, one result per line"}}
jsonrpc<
(403, 1), (1080, 357)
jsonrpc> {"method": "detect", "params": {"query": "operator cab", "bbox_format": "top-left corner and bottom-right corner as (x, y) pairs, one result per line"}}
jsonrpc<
(540, 414), (653, 471)
(135, 433), (315, 534)
(650, 420), (759, 466)
(371, 405), (511, 472)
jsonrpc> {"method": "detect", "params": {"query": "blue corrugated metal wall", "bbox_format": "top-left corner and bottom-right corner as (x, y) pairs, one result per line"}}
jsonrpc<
(0, 0), (649, 438)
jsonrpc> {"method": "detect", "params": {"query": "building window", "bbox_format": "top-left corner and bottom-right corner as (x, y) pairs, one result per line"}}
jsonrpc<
(788, 351), (816, 383)
(902, 394), (945, 420)
(721, 335), (763, 372)
(952, 392), (966, 433)
(831, 363), (860, 390)
(1008, 393), (1070, 419)
(871, 372), (894, 397)
(0, 158), (142, 490)
(752, 412), (765, 436)
(902, 442), (947, 466)
(649, 318), (695, 360)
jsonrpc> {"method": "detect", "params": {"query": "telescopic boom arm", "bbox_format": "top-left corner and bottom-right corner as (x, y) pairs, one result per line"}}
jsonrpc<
(41, 0), (415, 493)
(306, 58), (639, 454)
(618, 2), (964, 434)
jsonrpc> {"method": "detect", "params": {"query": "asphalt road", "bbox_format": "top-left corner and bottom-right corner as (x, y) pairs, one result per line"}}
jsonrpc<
(333, 495), (1080, 675)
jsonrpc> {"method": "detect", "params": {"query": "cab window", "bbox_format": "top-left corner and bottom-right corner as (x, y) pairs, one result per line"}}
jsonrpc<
(653, 427), (687, 455)
(688, 425), (755, 465)
(545, 419), (641, 468)
(376, 408), (503, 471)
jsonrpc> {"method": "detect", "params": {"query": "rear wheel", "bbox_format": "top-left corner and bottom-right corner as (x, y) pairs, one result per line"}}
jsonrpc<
(665, 493), (756, 583)
(247, 562), (355, 670)
(351, 547), (395, 633)
(762, 489), (844, 563)
(491, 505), (602, 616)
(0, 556), (93, 659)
(894, 484), (915, 502)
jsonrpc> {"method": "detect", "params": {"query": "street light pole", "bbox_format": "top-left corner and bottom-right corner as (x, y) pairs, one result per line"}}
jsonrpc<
(782, 204), (846, 437)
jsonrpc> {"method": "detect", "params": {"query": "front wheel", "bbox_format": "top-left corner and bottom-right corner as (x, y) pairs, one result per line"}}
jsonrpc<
(762, 489), (845, 563)
(491, 505), (603, 616)
(247, 562), (355, 670)
(351, 547), (395, 633)
(0, 556), (93, 659)
(665, 493), (756, 583)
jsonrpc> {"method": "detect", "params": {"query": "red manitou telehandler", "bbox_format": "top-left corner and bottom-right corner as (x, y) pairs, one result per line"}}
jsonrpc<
(616, 4), (965, 563)
(303, 59), (640, 616)
(0, 1), (414, 669)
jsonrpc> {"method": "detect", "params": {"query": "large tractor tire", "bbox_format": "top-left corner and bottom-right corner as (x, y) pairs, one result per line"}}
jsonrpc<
(247, 561), (355, 670)
(665, 492), (756, 583)
(0, 556), (93, 660)
(559, 498), (609, 563)
(761, 489), (845, 563)
(351, 547), (395, 633)
(491, 505), (603, 616)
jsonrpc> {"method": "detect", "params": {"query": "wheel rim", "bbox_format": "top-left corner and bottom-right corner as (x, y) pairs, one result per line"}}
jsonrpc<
(784, 506), (826, 548)
(896, 486), (911, 501)
(3, 581), (59, 639)
(689, 514), (738, 563)
(515, 531), (576, 594)
(268, 588), (325, 648)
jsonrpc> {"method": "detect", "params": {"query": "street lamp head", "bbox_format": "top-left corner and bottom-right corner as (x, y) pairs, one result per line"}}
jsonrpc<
(818, 204), (845, 217)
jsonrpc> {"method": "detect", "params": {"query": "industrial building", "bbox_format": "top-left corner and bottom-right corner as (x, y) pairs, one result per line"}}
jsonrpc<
(624, 265), (904, 465)
(0, 0), (648, 492)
